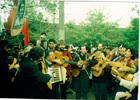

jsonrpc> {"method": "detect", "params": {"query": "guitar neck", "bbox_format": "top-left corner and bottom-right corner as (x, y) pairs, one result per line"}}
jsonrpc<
(84, 52), (99, 62)
(104, 57), (117, 68)
(63, 61), (78, 65)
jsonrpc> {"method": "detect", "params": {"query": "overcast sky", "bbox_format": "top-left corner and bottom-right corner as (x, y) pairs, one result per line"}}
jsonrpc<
(0, 0), (139, 28)
(64, 1), (139, 28)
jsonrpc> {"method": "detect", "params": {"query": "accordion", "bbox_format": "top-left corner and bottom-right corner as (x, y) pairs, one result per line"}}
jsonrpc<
(47, 67), (66, 84)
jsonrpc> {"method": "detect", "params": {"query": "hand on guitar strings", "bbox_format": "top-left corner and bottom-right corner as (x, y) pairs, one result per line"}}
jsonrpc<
(91, 67), (100, 72)
(118, 68), (128, 73)
(14, 64), (20, 69)
(77, 62), (83, 68)
(53, 59), (64, 65)
(111, 70), (121, 81)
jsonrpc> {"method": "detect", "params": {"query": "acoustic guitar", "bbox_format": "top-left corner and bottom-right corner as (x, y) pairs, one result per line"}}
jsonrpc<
(72, 52), (100, 77)
(41, 57), (52, 90)
(100, 53), (134, 81)
(92, 60), (106, 77)
(54, 53), (70, 67)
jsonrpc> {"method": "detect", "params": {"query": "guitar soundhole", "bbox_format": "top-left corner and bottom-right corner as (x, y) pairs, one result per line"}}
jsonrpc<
(99, 64), (102, 68)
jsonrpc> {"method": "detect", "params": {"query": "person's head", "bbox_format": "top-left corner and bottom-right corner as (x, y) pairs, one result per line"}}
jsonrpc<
(28, 46), (44, 63)
(133, 54), (138, 67)
(57, 40), (65, 51)
(22, 46), (32, 57)
(45, 49), (55, 62)
(86, 45), (91, 53)
(48, 39), (56, 50)
(80, 45), (86, 55)
(40, 32), (47, 42)
(91, 47), (96, 54)
(95, 55), (102, 62)
(124, 48), (135, 59)
(28, 38), (37, 47)
(106, 47), (112, 54)
(65, 45), (72, 52)
(98, 43), (103, 50)
(119, 47), (126, 56)
(0, 40), (13, 54)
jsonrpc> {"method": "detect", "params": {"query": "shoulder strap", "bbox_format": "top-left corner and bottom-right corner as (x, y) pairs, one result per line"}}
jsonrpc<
(126, 59), (132, 66)
(119, 58), (125, 62)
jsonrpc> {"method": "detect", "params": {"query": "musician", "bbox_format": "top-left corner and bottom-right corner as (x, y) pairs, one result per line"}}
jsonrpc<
(46, 38), (56, 51)
(44, 49), (64, 99)
(28, 38), (37, 47)
(94, 43), (106, 56)
(13, 46), (51, 98)
(91, 47), (96, 54)
(109, 48), (136, 100)
(133, 54), (138, 72)
(0, 40), (19, 97)
(91, 54), (109, 100)
(37, 32), (47, 49)
(111, 47), (126, 62)
(117, 48), (136, 74)
(106, 47), (115, 60)
(114, 71), (138, 100)
(54, 40), (73, 99)
(72, 45), (91, 99)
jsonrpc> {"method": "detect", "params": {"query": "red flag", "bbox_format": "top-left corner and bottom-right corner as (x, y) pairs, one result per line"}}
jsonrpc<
(21, 19), (29, 46)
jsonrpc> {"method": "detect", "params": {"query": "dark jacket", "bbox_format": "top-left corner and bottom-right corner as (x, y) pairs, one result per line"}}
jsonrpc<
(13, 57), (51, 98)
(0, 50), (17, 98)
(72, 53), (91, 93)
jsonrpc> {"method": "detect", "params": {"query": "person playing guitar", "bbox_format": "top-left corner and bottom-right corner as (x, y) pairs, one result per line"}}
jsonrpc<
(54, 40), (73, 99)
(72, 45), (92, 100)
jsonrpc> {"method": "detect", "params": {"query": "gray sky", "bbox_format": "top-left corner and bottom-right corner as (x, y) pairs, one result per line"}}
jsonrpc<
(64, 1), (139, 28)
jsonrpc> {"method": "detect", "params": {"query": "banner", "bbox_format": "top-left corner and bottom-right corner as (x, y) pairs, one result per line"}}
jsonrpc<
(21, 19), (29, 46)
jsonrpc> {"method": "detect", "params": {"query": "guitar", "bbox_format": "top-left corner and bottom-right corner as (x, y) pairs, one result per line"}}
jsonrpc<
(9, 52), (21, 82)
(53, 53), (70, 67)
(6, 0), (26, 36)
(41, 57), (52, 90)
(92, 60), (106, 77)
(106, 47), (118, 60)
(100, 53), (134, 81)
(72, 52), (100, 77)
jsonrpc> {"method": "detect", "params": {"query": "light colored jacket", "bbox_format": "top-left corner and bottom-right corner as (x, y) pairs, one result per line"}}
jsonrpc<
(119, 71), (138, 92)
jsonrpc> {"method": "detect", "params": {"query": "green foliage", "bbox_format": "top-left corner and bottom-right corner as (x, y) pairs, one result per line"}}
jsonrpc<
(1, 1), (139, 52)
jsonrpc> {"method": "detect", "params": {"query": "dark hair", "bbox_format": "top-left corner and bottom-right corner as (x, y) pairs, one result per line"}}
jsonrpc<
(65, 45), (70, 50)
(86, 45), (91, 53)
(79, 45), (86, 50)
(41, 32), (47, 36)
(28, 46), (44, 60)
(129, 48), (136, 60)
(106, 47), (112, 51)
(44, 49), (53, 58)
(0, 40), (13, 49)
(28, 38), (37, 46)
(129, 49), (135, 55)
(48, 38), (56, 44)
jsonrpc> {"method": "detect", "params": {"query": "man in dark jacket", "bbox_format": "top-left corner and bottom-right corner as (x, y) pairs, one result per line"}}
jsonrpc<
(72, 45), (92, 99)
(13, 46), (51, 98)
(0, 40), (19, 98)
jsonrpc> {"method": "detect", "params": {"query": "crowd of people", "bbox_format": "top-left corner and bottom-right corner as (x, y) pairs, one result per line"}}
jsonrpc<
(0, 32), (138, 100)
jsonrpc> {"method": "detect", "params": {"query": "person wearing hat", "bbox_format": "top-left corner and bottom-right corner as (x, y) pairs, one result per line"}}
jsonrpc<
(0, 40), (19, 97)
